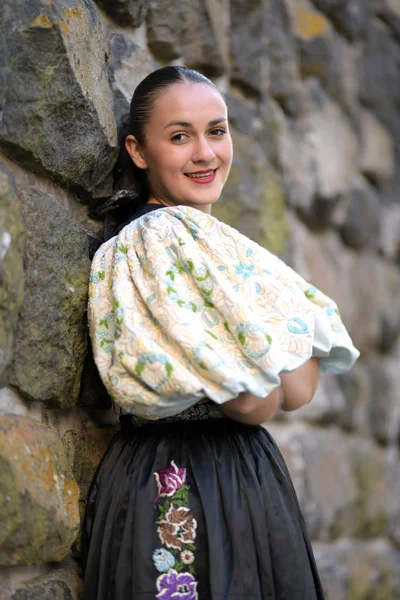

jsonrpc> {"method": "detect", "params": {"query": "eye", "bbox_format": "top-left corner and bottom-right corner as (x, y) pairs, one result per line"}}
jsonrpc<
(171, 132), (189, 143)
(209, 128), (226, 137)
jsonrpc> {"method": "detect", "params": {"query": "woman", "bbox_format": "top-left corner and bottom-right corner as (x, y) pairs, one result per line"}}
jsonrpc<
(83, 66), (359, 599)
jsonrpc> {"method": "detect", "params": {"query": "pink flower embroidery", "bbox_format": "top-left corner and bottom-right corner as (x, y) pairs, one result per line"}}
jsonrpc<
(154, 461), (187, 503)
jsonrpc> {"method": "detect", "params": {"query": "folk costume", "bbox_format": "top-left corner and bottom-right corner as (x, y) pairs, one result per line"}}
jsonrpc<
(83, 204), (359, 600)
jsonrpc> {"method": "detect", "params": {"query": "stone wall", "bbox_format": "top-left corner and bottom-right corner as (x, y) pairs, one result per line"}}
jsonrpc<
(0, 0), (399, 598)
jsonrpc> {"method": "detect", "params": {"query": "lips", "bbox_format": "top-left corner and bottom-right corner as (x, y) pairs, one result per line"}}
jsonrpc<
(184, 169), (217, 184)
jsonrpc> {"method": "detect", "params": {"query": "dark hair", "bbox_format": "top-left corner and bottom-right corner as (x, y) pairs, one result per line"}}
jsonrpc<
(95, 66), (218, 240)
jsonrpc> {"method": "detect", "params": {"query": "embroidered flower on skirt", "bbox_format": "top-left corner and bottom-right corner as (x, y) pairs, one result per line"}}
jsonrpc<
(156, 569), (198, 600)
(181, 550), (194, 565)
(153, 548), (176, 573)
(154, 460), (187, 504)
(153, 461), (198, 599)
(157, 505), (197, 550)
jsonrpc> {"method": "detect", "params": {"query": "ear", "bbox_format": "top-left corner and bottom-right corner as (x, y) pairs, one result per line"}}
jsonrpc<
(125, 135), (148, 170)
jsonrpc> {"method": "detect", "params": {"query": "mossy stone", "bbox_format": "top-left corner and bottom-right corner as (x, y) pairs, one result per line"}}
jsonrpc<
(0, 415), (80, 566)
(0, 0), (117, 196)
(0, 162), (24, 380)
(8, 186), (91, 408)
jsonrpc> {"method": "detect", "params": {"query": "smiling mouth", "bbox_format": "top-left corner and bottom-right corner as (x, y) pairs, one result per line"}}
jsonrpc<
(184, 169), (217, 179)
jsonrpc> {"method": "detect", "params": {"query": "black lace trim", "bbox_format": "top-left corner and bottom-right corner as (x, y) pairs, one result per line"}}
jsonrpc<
(122, 401), (226, 427)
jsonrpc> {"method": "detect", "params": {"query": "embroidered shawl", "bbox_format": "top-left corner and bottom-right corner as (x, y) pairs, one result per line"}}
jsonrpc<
(88, 205), (359, 419)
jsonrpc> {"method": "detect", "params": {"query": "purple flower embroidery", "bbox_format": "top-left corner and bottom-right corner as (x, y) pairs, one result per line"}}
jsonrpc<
(154, 461), (186, 501)
(156, 569), (198, 600)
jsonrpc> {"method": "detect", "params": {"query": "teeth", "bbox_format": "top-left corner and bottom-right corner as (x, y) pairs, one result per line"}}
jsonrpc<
(186, 171), (214, 179)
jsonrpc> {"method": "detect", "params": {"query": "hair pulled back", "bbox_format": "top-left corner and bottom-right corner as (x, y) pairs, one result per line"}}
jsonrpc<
(97, 66), (216, 240)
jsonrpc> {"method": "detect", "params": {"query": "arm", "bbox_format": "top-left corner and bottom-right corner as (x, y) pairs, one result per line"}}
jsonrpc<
(279, 357), (319, 411)
(218, 357), (319, 424)
(219, 387), (283, 425)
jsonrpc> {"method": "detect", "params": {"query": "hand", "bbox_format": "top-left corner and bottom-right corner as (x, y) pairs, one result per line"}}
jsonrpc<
(280, 357), (319, 411)
(219, 387), (282, 425)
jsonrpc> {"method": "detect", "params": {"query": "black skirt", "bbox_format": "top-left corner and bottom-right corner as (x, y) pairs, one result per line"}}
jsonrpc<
(82, 408), (325, 600)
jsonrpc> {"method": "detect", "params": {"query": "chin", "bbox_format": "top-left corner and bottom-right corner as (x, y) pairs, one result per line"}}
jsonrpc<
(193, 189), (223, 206)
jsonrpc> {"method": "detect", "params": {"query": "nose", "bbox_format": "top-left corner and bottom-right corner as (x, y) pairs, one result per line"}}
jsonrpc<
(192, 136), (215, 163)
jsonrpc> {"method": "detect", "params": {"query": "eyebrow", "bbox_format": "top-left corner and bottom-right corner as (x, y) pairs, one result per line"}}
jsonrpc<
(164, 118), (227, 130)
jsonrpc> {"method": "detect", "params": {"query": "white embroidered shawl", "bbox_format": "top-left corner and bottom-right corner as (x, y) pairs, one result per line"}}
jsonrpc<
(88, 205), (359, 419)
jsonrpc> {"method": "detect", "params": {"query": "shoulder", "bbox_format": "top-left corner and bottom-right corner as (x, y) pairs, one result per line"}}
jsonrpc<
(114, 203), (162, 236)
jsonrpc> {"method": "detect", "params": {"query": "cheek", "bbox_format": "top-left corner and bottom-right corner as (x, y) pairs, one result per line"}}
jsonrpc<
(222, 138), (233, 165)
(158, 152), (188, 177)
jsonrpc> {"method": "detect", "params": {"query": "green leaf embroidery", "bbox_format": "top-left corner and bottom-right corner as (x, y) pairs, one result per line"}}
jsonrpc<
(205, 330), (218, 340)
(119, 243), (128, 255)
(190, 302), (197, 312)
(156, 500), (170, 522)
(100, 338), (113, 347)
(177, 300), (185, 307)
(265, 334), (272, 344)
(188, 565), (196, 576)
(182, 543), (196, 552)
(175, 262), (185, 275)
(199, 361), (208, 370)
(195, 270), (210, 282)
(202, 288), (213, 296)
(98, 271), (105, 281)
(186, 260), (194, 272)
(238, 332), (246, 345)
(304, 289), (315, 300)
(167, 285), (177, 295)
(204, 299), (214, 308)
(166, 362), (173, 378)
(166, 270), (175, 281)
(135, 362), (145, 377)
(99, 319), (109, 329)
(173, 498), (187, 507)
(174, 560), (184, 572)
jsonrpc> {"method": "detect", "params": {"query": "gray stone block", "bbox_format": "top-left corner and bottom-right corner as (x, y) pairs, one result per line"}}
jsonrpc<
(9, 186), (90, 408)
(0, 0), (117, 197)
(95, 0), (147, 27)
(147, 0), (225, 77)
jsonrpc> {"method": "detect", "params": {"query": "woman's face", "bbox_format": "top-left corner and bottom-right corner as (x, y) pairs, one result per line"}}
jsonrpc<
(126, 82), (233, 213)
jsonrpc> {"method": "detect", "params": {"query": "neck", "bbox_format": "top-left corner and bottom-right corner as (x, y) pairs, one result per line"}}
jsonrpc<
(146, 196), (212, 215)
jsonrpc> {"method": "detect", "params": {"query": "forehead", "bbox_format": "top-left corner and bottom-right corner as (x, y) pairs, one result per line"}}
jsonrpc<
(150, 82), (227, 126)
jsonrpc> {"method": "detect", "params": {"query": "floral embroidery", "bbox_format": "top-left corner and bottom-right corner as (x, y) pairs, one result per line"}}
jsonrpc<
(157, 506), (197, 549)
(153, 462), (198, 598)
(157, 521), (183, 550)
(181, 550), (194, 565)
(153, 548), (175, 572)
(233, 260), (256, 281)
(89, 205), (359, 419)
(154, 460), (187, 503)
(156, 569), (198, 600)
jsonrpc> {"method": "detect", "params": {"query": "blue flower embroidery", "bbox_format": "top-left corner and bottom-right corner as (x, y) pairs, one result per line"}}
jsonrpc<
(326, 306), (340, 318)
(234, 262), (255, 281)
(287, 317), (309, 334)
(153, 548), (176, 573)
